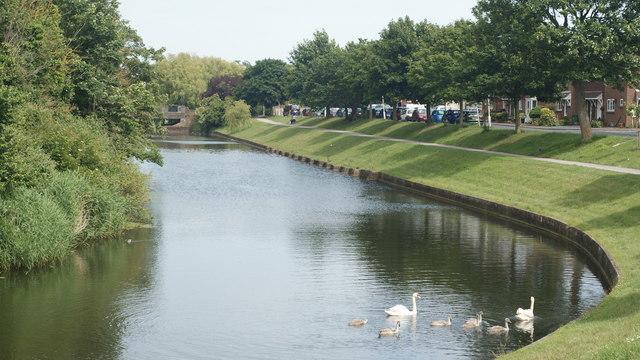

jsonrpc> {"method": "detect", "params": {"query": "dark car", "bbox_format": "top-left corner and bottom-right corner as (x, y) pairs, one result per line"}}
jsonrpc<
(444, 110), (461, 124)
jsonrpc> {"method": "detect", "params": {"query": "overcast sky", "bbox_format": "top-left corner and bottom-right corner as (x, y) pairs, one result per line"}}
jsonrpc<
(119, 0), (477, 63)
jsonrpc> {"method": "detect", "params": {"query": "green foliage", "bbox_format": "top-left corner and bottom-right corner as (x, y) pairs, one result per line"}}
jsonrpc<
(288, 30), (340, 109)
(591, 119), (603, 128)
(409, 20), (482, 115)
(371, 17), (430, 105)
(532, 108), (559, 126)
(0, 0), (156, 270)
(627, 104), (640, 128)
(154, 53), (244, 109)
(0, 187), (74, 270)
(0, 0), (73, 100)
(529, 107), (542, 119)
(195, 95), (230, 135)
(0, 122), (56, 192)
(236, 59), (289, 108)
(223, 100), (252, 130)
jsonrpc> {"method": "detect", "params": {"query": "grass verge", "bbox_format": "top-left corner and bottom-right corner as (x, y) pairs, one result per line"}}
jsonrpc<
(221, 120), (640, 359)
(269, 116), (640, 170)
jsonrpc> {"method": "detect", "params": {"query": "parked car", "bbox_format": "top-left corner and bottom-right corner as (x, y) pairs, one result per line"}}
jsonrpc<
(431, 109), (445, 123)
(464, 108), (481, 124)
(444, 110), (462, 124)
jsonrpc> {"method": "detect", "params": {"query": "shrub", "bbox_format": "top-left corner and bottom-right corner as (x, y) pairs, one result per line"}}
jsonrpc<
(195, 94), (229, 135)
(493, 110), (508, 122)
(591, 119), (603, 128)
(529, 106), (542, 119)
(20, 104), (117, 173)
(533, 108), (559, 126)
(0, 122), (56, 192)
(224, 100), (252, 130)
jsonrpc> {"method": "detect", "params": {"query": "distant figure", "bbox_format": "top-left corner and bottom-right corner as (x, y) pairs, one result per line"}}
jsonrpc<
(289, 118), (297, 125)
(411, 109), (419, 122)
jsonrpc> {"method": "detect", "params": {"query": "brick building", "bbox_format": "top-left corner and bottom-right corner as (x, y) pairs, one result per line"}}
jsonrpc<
(490, 82), (640, 127)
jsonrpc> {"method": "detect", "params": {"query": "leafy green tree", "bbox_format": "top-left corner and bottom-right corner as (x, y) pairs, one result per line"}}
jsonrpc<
(288, 30), (340, 113)
(236, 59), (289, 115)
(474, 0), (562, 133)
(223, 100), (252, 129)
(409, 21), (483, 125)
(369, 17), (429, 120)
(334, 40), (377, 119)
(532, 0), (640, 141)
(53, 0), (166, 163)
(154, 53), (245, 109)
(195, 94), (229, 135)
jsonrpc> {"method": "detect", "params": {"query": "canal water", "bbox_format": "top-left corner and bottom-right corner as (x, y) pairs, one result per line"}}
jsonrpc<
(0, 136), (605, 359)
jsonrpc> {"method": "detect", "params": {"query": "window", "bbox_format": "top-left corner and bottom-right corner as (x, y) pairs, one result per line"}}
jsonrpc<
(556, 102), (563, 111)
(620, 99), (625, 108)
(607, 99), (615, 112)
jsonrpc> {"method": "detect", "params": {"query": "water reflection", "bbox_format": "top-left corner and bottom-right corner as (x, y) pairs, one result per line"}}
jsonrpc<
(0, 136), (605, 359)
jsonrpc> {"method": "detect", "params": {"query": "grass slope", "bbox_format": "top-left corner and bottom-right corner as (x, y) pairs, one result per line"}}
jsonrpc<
(221, 120), (640, 359)
(270, 116), (640, 170)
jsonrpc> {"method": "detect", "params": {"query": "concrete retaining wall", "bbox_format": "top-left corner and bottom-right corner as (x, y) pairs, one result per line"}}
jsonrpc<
(214, 131), (619, 291)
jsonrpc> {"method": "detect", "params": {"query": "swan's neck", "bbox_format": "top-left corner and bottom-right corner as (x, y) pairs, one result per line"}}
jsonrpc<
(412, 297), (417, 313)
(395, 323), (401, 331)
(530, 298), (535, 311)
(505, 321), (510, 330)
(478, 313), (482, 324)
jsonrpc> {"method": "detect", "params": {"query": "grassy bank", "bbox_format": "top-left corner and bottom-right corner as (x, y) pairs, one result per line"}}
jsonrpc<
(270, 116), (640, 170)
(221, 120), (640, 359)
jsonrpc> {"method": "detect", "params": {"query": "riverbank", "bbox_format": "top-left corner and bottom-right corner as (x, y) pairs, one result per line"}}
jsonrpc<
(218, 120), (640, 359)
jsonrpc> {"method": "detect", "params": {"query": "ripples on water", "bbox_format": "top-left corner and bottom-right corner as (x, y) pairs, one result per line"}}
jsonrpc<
(0, 136), (605, 360)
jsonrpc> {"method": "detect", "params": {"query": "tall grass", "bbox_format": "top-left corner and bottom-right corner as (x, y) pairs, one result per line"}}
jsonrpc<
(0, 168), (149, 271)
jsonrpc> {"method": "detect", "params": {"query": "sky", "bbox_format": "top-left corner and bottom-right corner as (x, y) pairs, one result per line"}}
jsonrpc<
(119, 0), (476, 63)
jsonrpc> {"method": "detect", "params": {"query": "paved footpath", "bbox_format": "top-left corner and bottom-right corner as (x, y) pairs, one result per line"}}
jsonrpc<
(491, 123), (640, 137)
(255, 118), (640, 176)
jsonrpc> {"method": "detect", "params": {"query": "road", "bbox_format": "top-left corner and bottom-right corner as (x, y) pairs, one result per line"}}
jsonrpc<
(490, 123), (640, 137)
(255, 118), (640, 176)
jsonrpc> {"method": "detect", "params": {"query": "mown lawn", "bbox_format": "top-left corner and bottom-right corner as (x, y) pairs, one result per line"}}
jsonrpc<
(221, 120), (640, 359)
(269, 116), (640, 170)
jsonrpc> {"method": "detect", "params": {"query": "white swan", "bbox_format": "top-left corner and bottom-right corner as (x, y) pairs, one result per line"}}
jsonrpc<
(378, 321), (401, 337)
(487, 318), (511, 335)
(515, 296), (535, 321)
(515, 318), (534, 340)
(348, 319), (368, 327)
(385, 293), (421, 316)
(463, 311), (483, 329)
(431, 315), (452, 327)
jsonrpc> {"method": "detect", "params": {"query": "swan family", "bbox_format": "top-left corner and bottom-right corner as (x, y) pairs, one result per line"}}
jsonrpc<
(350, 293), (536, 338)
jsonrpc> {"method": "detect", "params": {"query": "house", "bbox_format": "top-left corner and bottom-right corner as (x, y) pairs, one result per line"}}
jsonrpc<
(489, 82), (640, 127)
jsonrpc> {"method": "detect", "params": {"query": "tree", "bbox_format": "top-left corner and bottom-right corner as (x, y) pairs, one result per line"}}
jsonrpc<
(409, 21), (483, 125)
(334, 40), (377, 119)
(154, 53), (245, 109)
(288, 30), (340, 114)
(53, 0), (166, 163)
(195, 94), (229, 135)
(202, 74), (242, 99)
(370, 17), (428, 120)
(533, 0), (640, 141)
(473, 0), (563, 133)
(235, 59), (289, 115)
